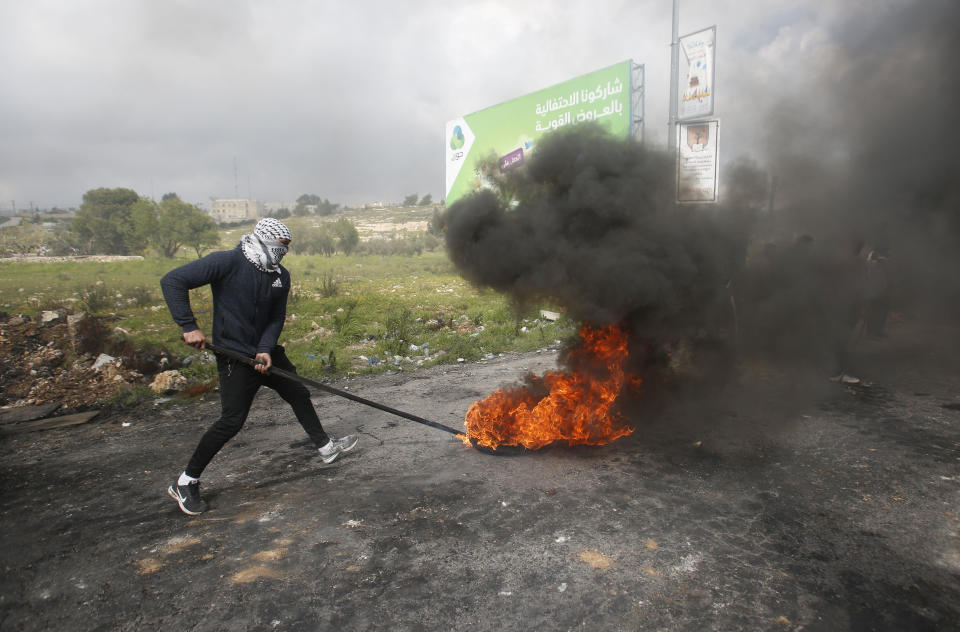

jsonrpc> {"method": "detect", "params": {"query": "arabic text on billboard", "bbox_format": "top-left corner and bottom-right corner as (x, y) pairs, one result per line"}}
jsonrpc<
(445, 61), (633, 205)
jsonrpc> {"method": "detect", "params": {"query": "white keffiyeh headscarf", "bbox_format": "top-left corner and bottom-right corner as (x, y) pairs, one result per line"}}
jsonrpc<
(241, 218), (291, 273)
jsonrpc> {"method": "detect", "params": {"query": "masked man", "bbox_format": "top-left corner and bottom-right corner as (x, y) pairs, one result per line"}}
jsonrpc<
(161, 218), (358, 515)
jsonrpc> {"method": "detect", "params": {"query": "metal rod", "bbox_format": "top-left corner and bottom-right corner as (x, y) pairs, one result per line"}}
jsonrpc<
(202, 342), (465, 437)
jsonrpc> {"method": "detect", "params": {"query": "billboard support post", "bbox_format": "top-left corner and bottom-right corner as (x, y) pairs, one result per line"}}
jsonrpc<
(631, 63), (645, 143)
(668, 0), (680, 156)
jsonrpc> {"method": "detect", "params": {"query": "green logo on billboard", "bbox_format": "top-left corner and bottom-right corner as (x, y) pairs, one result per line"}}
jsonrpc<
(450, 125), (465, 150)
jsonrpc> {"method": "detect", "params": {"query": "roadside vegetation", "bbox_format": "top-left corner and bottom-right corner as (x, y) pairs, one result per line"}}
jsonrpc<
(0, 206), (576, 385)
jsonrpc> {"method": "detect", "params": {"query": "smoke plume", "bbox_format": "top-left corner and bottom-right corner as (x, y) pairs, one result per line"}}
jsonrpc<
(445, 0), (960, 389)
(445, 125), (750, 340)
(758, 0), (960, 315)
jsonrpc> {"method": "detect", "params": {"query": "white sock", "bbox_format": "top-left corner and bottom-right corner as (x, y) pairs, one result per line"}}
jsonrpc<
(178, 472), (198, 486)
(319, 440), (333, 452)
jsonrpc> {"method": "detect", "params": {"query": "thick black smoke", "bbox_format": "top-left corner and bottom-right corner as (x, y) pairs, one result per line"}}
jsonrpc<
(758, 0), (960, 317)
(445, 0), (960, 389)
(445, 125), (751, 342)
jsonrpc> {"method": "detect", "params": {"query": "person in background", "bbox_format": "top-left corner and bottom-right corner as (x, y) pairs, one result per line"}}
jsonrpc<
(828, 238), (867, 385)
(864, 247), (890, 338)
(160, 218), (358, 516)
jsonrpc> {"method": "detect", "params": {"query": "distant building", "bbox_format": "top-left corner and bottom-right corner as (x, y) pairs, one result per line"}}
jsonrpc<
(263, 201), (296, 216)
(209, 198), (264, 223)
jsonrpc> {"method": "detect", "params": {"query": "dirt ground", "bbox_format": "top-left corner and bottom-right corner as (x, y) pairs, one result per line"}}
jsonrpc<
(0, 311), (170, 410)
(1, 318), (958, 631)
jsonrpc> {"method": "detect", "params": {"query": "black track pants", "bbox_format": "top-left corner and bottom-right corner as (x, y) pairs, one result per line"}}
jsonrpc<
(185, 346), (329, 478)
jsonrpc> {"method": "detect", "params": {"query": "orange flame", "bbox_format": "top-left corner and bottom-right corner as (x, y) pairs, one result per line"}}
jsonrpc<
(464, 324), (636, 451)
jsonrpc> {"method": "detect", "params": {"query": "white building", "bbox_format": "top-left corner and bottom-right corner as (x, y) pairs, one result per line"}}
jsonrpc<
(208, 198), (264, 223)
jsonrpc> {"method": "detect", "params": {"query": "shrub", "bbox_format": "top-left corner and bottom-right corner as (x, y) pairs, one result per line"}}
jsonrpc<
(81, 283), (114, 313)
(125, 286), (154, 307)
(319, 272), (339, 298)
(438, 331), (483, 362)
(332, 299), (362, 341)
(287, 285), (310, 310)
(381, 307), (413, 356)
(103, 384), (156, 410)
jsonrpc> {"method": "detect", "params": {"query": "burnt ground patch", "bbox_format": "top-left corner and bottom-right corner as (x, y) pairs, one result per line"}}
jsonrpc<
(1, 319), (958, 630)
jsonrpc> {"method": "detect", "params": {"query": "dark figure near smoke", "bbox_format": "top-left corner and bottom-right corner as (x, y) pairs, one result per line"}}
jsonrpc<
(743, 233), (866, 382)
(828, 239), (868, 384)
(160, 218), (358, 515)
(864, 247), (890, 338)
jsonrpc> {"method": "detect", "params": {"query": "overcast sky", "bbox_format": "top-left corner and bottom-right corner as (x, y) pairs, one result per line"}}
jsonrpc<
(0, 1), (907, 210)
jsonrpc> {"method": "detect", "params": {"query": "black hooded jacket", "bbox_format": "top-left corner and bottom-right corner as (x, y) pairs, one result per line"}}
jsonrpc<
(160, 245), (290, 356)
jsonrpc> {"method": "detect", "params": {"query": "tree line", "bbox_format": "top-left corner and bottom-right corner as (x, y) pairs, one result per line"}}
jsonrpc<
(289, 218), (359, 256)
(14, 187), (439, 258)
(67, 188), (219, 257)
(403, 193), (432, 207)
(271, 192), (435, 217)
(64, 187), (364, 259)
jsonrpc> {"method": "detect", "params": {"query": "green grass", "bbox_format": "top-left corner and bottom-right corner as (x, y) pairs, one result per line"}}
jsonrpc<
(0, 248), (576, 381)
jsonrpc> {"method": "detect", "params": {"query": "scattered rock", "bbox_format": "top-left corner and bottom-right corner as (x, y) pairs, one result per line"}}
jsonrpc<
(92, 353), (117, 371)
(39, 310), (65, 327)
(150, 370), (187, 394)
(29, 345), (65, 369)
(99, 363), (123, 381)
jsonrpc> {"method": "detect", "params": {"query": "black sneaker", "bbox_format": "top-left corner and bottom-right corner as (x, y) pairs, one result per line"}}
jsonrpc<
(167, 480), (208, 515)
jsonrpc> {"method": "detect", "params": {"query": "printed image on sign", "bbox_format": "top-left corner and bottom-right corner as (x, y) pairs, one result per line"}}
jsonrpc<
(677, 120), (719, 203)
(445, 60), (634, 205)
(677, 26), (716, 121)
(445, 118), (476, 202)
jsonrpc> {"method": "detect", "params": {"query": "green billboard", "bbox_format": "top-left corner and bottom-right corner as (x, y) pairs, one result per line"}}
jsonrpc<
(445, 60), (635, 205)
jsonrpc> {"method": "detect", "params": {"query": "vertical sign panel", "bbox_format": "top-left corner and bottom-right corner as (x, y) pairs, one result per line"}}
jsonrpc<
(677, 26), (716, 121)
(677, 120), (720, 203)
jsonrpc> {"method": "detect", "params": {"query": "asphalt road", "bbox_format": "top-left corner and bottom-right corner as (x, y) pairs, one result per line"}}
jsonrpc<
(1, 320), (958, 631)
